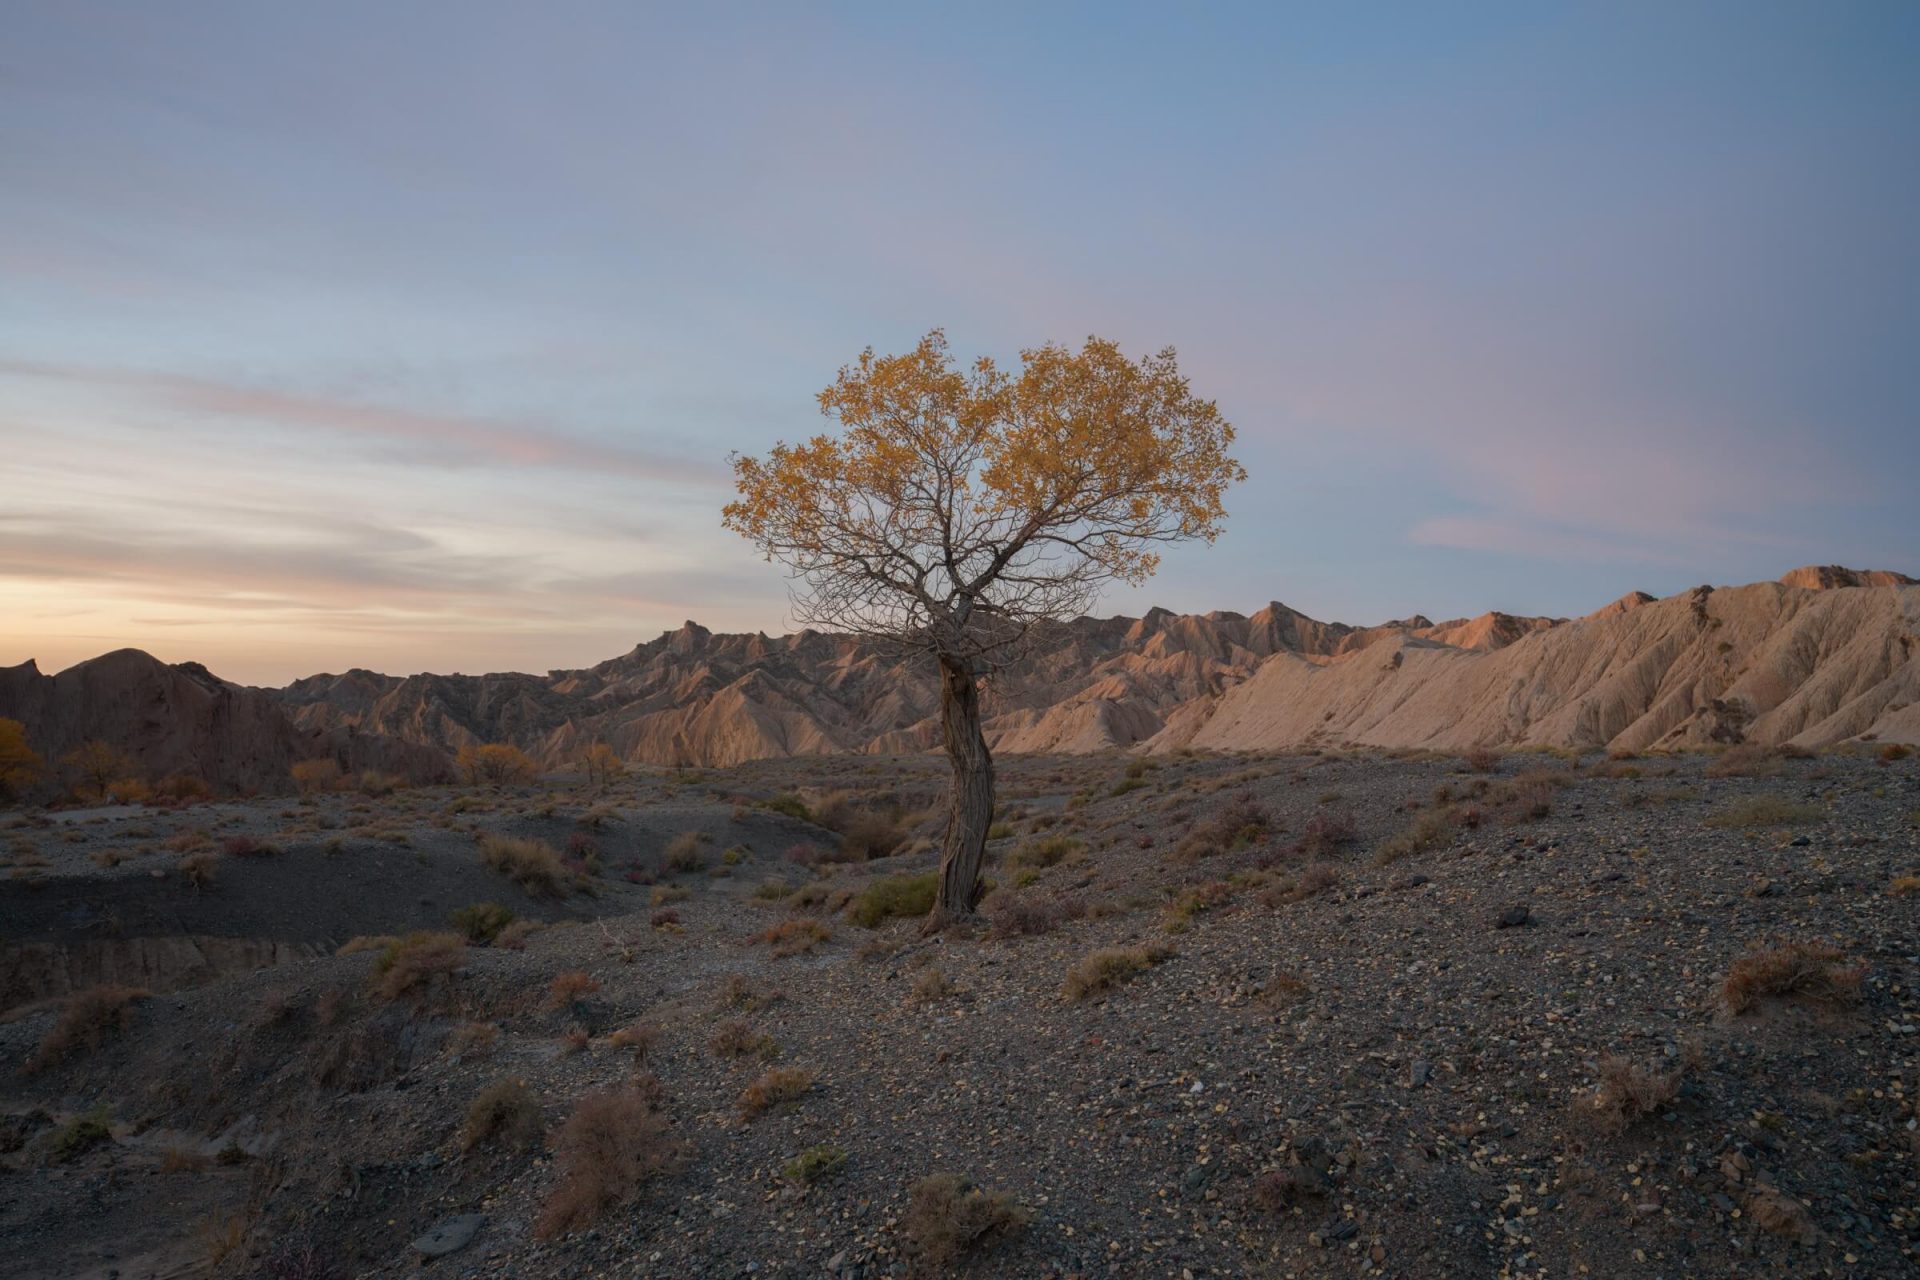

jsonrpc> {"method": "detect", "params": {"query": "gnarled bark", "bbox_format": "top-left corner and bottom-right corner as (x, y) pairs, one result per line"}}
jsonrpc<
(926, 655), (993, 930)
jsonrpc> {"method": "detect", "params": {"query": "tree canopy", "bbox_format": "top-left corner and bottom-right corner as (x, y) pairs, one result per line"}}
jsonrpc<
(724, 330), (1244, 671)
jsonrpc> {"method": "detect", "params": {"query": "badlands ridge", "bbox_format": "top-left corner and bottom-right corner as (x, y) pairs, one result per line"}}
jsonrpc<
(2, 565), (1914, 790)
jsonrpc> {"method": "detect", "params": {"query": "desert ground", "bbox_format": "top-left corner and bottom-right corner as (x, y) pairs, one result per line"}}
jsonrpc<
(2, 745), (1916, 1279)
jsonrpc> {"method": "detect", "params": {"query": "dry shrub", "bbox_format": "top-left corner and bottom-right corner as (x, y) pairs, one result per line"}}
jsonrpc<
(479, 835), (572, 896)
(609, 1022), (658, 1060)
(717, 972), (781, 1012)
(105, 777), (152, 805)
(1295, 808), (1357, 858)
(1880, 742), (1913, 763)
(24, 984), (147, 1074)
(909, 969), (952, 1002)
(1579, 1054), (1686, 1133)
(545, 971), (601, 1010)
(534, 1082), (681, 1238)
(1706, 744), (1780, 778)
(166, 828), (211, 854)
(663, 831), (709, 873)
(154, 772), (213, 804)
(1264, 862), (1340, 906)
(985, 890), (1085, 938)
(710, 1019), (777, 1060)
(1172, 795), (1271, 863)
(1255, 972), (1309, 1010)
(451, 901), (514, 944)
(754, 919), (831, 957)
(1721, 941), (1864, 1015)
(738, 1066), (814, 1119)
(902, 1173), (1029, 1269)
(369, 931), (466, 1001)
(463, 1078), (541, 1151)
(447, 1022), (500, 1058)
(177, 850), (219, 888)
(1491, 774), (1559, 824)
(833, 807), (911, 861)
(1062, 943), (1175, 1001)
(1373, 807), (1458, 865)
(1004, 835), (1081, 875)
(1164, 880), (1233, 932)
(1890, 875), (1920, 897)
(1463, 746), (1502, 773)
(494, 918), (540, 950)
(787, 882), (856, 915)
(1706, 795), (1825, 829)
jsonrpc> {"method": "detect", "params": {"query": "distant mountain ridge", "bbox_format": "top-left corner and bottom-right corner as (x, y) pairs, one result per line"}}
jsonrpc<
(4, 566), (1914, 793)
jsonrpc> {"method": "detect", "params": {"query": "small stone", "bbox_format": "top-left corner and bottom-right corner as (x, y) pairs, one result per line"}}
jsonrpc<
(1409, 1060), (1433, 1088)
(1496, 905), (1531, 929)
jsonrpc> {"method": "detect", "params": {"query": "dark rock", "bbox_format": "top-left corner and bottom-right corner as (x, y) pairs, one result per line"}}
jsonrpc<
(412, 1214), (484, 1259)
(1496, 905), (1532, 929)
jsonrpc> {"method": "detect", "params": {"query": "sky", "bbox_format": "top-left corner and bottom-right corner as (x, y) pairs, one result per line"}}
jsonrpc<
(2, 2), (1916, 685)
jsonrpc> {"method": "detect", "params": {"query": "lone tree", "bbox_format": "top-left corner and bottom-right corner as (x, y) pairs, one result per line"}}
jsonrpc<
(724, 331), (1243, 927)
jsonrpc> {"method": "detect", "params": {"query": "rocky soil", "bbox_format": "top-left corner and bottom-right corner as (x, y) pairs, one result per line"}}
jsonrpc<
(1, 746), (1915, 1278)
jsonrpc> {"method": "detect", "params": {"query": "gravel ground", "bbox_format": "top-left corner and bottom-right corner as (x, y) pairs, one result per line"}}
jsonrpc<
(1, 747), (1915, 1279)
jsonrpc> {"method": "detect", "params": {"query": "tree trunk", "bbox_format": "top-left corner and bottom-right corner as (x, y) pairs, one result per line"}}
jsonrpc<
(926, 655), (993, 930)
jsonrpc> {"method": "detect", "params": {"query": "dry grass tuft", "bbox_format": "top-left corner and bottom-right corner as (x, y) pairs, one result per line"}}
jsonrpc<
(24, 984), (147, 1075)
(1705, 744), (1781, 778)
(1062, 943), (1175, 1001)
(901, 1173), (1030, 1269)
(369, 931), (467, 1001)
(710, 1019), (778, 1060)
(984, 890), (1085, 938)
(545, 971), (602, 1010)
(1579, 1053), (1686, 1133)
(1373, 807), (1458, 865)
(534, 1082), (682, 1238)
(738, 1066), (814, 1119)
(1172, 795), (1271, 863)
(608, 1021), (659, 1060)
(1705, 795), (1825, 829)
(1721, 941), (1864, 1016)
(754, 919), (831, 957)
(463, 1078), (541, 1152)
(479, 835), (573, 896)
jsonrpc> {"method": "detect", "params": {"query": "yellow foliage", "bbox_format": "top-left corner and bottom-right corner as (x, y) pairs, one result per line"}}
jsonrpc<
(457, 743), (540, 788)
(722, 330), (1243, 655)
(290, 758), (343, 796)
(0, 717), (42, 799)
(62, 740), (136, 797)
(580, 741), (625, 788)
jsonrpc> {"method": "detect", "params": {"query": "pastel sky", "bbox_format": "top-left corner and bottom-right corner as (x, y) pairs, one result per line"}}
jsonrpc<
(3, 2), (1916, 685)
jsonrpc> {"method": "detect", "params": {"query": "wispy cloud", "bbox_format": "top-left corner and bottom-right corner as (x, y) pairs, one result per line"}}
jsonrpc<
(0, 360), (719, 484)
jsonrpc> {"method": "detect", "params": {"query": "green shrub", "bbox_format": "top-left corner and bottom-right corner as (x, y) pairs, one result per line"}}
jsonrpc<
(451, 902), (515, 944)
(848, 872), (939, 927)
(1005, 835), (1080, 875)
(761, 793), (812, 822)
(50, 1106), (113, 1162)
(783, 1143), (849, 1185)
